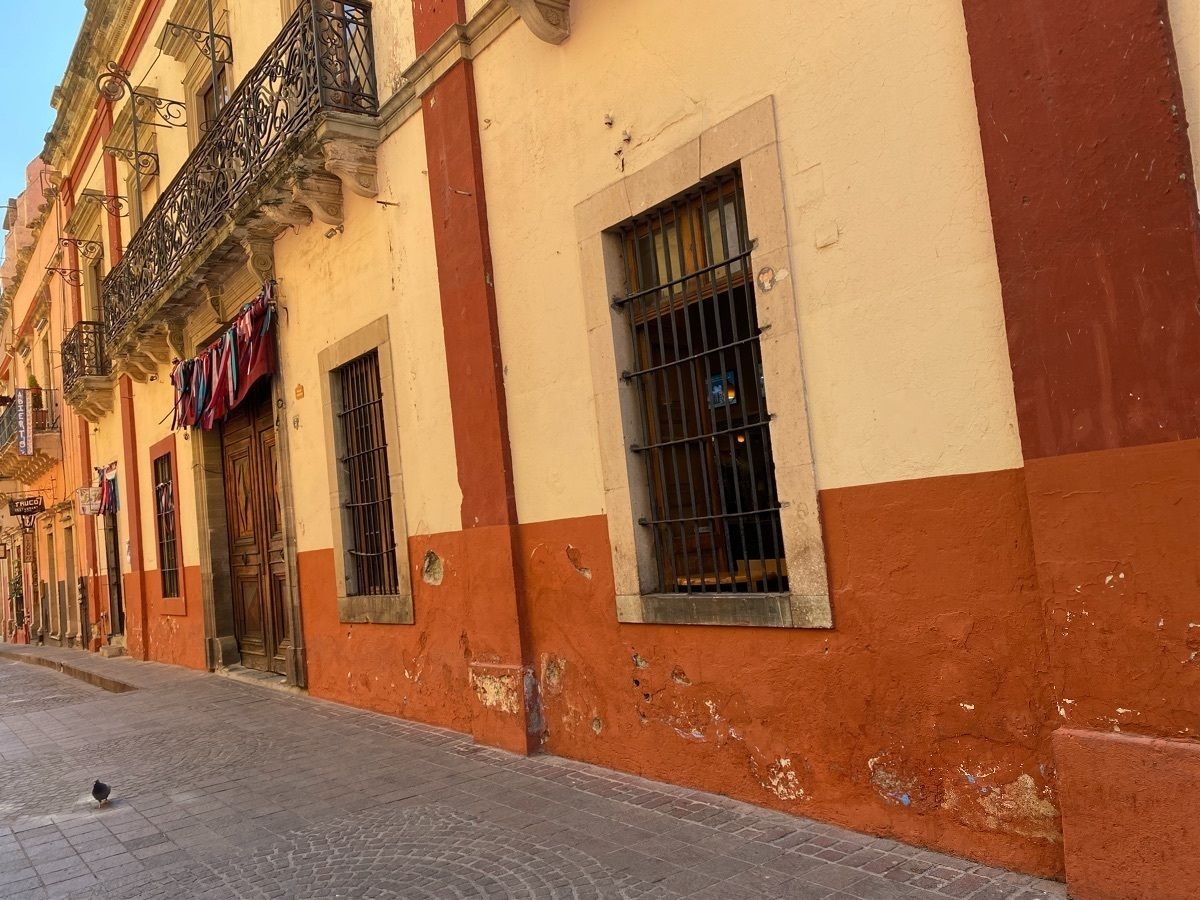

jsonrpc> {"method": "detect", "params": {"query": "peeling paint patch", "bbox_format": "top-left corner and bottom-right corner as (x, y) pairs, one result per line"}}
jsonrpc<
(421, 550), (444, 586)
(632, 652), (649, 669)
(976, 774), (1061, 843)
(541, 655), (566, 696)
(868, 755), (920, 808)
(470, 669), (522, 714)
(762, 757), (806, 801)
(671, 667), (690, 685)
(565, 545), (592, 580)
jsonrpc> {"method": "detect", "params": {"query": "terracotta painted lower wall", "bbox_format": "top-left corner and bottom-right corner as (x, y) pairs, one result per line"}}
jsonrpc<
(519, 472), (1062, 877)
(299, 467), (1063, 876)
(123, 566), (206, 671)
(1025, 439), (1200, 739)
(280, 440), (1200, 881)
(1053, 728), (1200, 900)
(298, 543), (474, 735)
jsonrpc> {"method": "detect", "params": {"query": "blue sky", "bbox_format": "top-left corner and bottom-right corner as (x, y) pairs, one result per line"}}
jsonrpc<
(0, 1), (86, 210)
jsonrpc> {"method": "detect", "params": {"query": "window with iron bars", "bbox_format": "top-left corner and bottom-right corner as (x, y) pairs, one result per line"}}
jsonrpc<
(153, 453), (180, 598)
(616, 169), (787, 595)
(335, 350), (400, 596)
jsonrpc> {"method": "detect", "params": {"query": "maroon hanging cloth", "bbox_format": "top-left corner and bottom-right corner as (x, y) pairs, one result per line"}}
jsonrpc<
(172, 282), (277, 431)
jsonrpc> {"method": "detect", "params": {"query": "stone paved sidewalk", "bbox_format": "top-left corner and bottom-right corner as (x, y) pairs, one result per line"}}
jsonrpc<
(0, 647), (1068, 899)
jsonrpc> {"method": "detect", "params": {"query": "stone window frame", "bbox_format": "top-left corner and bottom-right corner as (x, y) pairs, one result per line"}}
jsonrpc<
(575, 95), (832, 629)
(148, 432), (187, 615)
(318, 316), (414, 624)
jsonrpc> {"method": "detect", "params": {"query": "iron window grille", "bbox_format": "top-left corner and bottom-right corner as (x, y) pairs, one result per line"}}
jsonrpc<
(616, 169), (787, 595)
(153, 453), (180, 598)
(335, 350), (400, 596)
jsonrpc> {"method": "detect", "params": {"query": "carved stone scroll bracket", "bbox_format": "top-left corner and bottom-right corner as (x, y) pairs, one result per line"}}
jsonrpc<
(165, 318), (186, 360)
(258, 196), (312, 230)
(112, 348), (157, 383)
(321, 138), (379, 199)
(201, 281), (223, 320)
(236, 232), (277, 286)
(139, 324), (175, 368)
(289, 167), (344, 226)
(508, 0), (570, 44)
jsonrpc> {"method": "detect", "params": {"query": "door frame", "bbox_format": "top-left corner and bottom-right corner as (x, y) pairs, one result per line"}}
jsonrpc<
(193, 373), (307, 686)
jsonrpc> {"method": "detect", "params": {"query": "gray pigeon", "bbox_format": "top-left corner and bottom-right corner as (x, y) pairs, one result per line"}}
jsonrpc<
(92, 780), (111, 808)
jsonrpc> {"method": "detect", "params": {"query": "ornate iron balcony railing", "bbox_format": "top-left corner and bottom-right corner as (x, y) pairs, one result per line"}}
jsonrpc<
(0, 389), (61, 453)
(102, 0), (378, 345)
(62, 320), (110, 395)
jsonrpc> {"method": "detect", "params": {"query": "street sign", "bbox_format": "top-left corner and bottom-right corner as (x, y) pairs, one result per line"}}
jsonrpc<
(8, 496), (45, 517)
(14, 389), (32, 457)
(76, 487), (102, 516)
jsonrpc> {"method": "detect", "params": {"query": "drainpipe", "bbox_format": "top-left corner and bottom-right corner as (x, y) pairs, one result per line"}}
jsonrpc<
(118, 375), (148, 659)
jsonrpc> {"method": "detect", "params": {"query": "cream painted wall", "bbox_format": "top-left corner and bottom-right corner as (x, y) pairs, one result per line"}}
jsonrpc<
(473, 0), (1022, 523)
(128, 366), (201, 570)
(368, 0), (417, 105)
(1171, 0), (1199, 193)
(273, 111), (460, 549)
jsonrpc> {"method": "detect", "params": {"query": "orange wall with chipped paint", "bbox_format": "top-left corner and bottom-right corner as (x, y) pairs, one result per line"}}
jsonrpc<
(294, 464), (1062, 877)
(123, 566), (206, 672)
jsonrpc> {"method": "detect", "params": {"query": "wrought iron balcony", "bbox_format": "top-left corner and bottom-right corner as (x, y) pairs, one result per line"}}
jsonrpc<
(0, 389), (62, 484)
(101, 0), (378, 354)
(61, 320), (114, 421)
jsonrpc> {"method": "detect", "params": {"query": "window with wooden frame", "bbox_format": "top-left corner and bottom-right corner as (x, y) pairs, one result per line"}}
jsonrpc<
(82, 228), (105, 321)
(615, 168), (786, 597)
(199, 65), (230, 130)
(153, 451), (181, 599)
(334, 350), (400, 597)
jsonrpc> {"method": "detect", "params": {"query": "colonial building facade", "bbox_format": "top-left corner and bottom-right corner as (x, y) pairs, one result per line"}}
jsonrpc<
(2, 0), (1198, 895)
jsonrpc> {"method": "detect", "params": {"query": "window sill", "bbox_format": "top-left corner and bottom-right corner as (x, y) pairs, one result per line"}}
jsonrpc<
(337, 592), (414, 625)
(161, 596), (187, 616)
(616, 592), (832, 628)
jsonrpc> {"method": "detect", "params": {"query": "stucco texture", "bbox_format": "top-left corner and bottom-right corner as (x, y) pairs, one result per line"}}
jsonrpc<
(473, 0), (1022, 525)
(516, 471), (1060, 876)
(272, 112), (461, 547)
(1054, 728), (1200, 900)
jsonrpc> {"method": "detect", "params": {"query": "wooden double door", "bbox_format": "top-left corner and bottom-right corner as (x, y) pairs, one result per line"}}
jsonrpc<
(221, 386), (291, 674)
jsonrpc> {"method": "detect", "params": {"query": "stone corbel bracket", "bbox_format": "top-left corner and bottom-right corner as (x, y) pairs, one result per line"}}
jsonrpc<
(322, 138), (379, 199)
(509, 0), (570, 43)
(288, 165), (344, 226)
(235, 231), (277, 286)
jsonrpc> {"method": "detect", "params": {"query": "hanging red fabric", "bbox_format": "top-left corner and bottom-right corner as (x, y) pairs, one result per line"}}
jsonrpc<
(171, 281), (277, 430)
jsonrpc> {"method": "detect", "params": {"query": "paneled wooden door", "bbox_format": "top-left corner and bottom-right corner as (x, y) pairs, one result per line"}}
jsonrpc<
(221, 385), (291, 674)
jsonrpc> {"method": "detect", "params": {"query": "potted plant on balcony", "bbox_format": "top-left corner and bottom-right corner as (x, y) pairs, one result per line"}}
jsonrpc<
(27, 374), (43, 411)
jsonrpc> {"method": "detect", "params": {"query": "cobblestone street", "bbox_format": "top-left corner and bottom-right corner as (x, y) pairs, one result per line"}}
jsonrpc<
(0, 649), (1068, 899)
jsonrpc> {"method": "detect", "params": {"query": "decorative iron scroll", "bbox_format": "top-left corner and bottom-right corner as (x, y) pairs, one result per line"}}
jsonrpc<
(46, 267), (84, 287)
(105, 145), (161, 177)
(62, 321), (110, 396)
(59, 238), (104, 261)
(96, 64), (189, 129)
(163, 20), (234, 64)
(82, 193), (130, 218)
(101, 0), (378, 347)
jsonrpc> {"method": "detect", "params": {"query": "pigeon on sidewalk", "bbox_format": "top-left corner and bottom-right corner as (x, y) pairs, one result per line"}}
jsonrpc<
(92, 780), (111, 808)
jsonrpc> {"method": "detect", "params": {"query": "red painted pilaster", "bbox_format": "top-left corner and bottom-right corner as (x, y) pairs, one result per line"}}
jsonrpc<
(118, 375), (148, 659)
(414, 6), (536, 753)
(962, 0), (1200, 888)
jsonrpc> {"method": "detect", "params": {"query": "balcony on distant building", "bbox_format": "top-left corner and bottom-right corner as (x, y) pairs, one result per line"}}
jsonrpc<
(61, 320), (113, 421)
(0, 388), (62, 483)
(100, 0), (380, 373)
